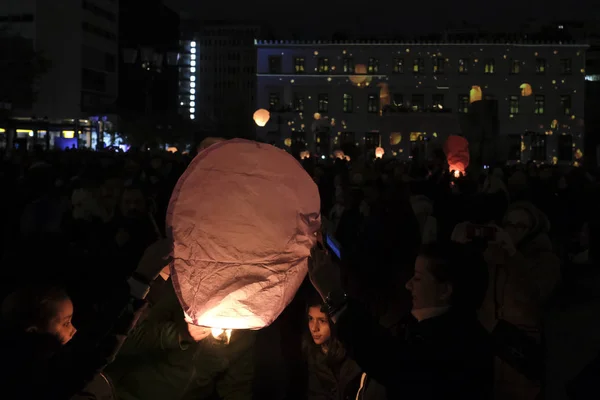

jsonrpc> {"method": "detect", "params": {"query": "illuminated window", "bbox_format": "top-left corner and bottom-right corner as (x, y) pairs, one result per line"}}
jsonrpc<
(534, 95), (545, 115)
(364, 132), (380, 153)
(458, 94), (469, 113)
(531, 133), (547, 161)
(560, 59), (572, 75)
(318, 94), (328, 112)
(291, 130), (307, 146)
(392, 93), (403, 106)
(393, 58), (404, 73)
(410, 132), (422, 141)
(294, 57), (305, 73)
(535, 58), (546, 74)
(433, 58), (444, 74)
(268, 56), (282, 74)
(510, 59), (520, 74)
(343, 57), (354, 73)
(560, 95), (571, 115)
(318, 58), (330, 73)
(368, 58), (379, 74)
(411, 94), (424, 111)
(432, 94), (444, 109)
(367, 94), (379, 113)
(269, 93), (280, 110)
(484, 58), (495, 74)
(343, 94), (353, 113)
(507, 134), (521, 161)
(509, 95), (519, 114)
(413, 58), (424, 73)
(458, 58), (469, 74)
(558, 134), (573, 161)
(293, 93), (304, 111)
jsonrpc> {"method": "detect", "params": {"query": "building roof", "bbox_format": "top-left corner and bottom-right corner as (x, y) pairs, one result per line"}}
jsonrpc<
(254, 39), (589, 47)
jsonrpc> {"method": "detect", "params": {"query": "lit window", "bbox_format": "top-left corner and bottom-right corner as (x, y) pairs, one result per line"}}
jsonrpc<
(509, 95), (519, 114)
(343, 57), (354, 73)
(411, 94), (424, 111)
(432, 94), (444, 109)
(393, 58), (404, 73)
(413, 58), (424, 73)
(190, 48), (196, 54)
(190, 60), (196, 67)
(318, 58), (330, 73)
(343, 94), (353, 113)
(189, 107), (195, 113)
(458, 58), (469, 74)
(269, 93), (280, 110)
(191, 54), (196, 60)
(392, 93), (403, 106)
(560, 59), (572, 75)
(190, 67), (196, 73)
(560, 95), (571, 115)
(433, 58), (444, 74)
(484, 58), (495, 74)
(367, 94), (378, 113)
(318, 93), (328, 112)
(534, 95), (545, 115)
(293, 93), (304, 111)
(510, 59), (520, 74)
(458, 95), (469, 113)
(294, 57), (305, 73)
(536, 58), (546, 74)
(368, 58), (379, 74)
(531, 133), (547, 161)
(190, 114), (195, 120)
(190, 41), (196, 48)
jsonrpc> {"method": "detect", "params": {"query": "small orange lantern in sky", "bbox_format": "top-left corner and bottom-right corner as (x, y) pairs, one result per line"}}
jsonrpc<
(375, 146), (385, 159)
(390, 133), (402, 146)
(300, 150), (310, 160)
(284, 138), (292, 147)
(349, 64), (369, 86)
(253, 109), (270, 127)
(333, 149), (345, 159)
(469, 86), (482, 103)
(520, 83), (533, 97)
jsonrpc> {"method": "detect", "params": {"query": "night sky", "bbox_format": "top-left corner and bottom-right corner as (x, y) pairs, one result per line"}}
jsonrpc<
(165, 0), (597, 38)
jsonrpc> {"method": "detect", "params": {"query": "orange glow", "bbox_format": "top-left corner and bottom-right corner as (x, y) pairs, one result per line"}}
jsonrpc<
(253, 109), (270, 127)
(469, 86), (482, 103)
(520, 83), (533, 97)
(211, 328), (232, 344)
(375, 147), (384, 159)
(390, 132), (401, 145)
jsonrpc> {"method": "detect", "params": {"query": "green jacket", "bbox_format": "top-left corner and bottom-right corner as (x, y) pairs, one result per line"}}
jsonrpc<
(106, 282), (256, 400)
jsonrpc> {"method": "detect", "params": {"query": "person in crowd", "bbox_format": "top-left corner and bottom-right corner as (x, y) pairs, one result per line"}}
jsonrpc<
(410, 194), (437, 245)
(308, 241), (494, 400)
(0, 238), (172, 400)
(303, 292), (387, 400)
(105, 281), (256, 400)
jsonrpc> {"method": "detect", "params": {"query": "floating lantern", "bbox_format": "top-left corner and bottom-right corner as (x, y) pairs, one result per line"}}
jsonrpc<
(313, 113), (321, 120)
(378, 83), (390, 109)
(168, 139), (321, 331)
(469, 86), (482, 103)
(390, 132), (402, 146)
(167, 146), (178, 153)
(444, 135), (470, 175)
(300, 150), (310, 160)
(520, 83), (533, 97)
(253, 109), (270, 127)
(375, 146), (385, 159)
(344, 155), (351, 162)
(284, 138), (292, 147)
(349, 64), (369, 86)
(333, 149), (345, 160)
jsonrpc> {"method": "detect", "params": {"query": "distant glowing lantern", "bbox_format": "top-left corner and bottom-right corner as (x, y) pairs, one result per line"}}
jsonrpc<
(390, 133), (402, 145)
(300, 150), (310, 160)
(375, 147), (385, 159)
(167, 147), (178, 153)
(349, 64), (369, 86)
(168, 139), (321, 331)
(344, 155), (351, 162)
(443, 135), (470, 175)
(378, 83), (390, 109)
(551, 119), (558, 129)
(520, 83), (533, 97)
(284, 138), (292, 147)
(469, 86), (482, 103)
(313, 113), (321, 120)
(253, 109), (270, 127)
(333, 149), (345, 159)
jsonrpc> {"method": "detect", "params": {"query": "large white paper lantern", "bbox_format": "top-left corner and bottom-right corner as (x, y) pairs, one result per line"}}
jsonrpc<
(167, 139), (321, 330)
(253, 109), (270, 127)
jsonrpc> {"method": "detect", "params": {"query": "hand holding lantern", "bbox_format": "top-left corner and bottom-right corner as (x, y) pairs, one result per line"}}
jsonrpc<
(134, 238), (173, 283)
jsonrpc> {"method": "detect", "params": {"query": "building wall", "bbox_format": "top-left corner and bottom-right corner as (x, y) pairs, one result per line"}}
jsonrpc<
(256, 41), (587, 164)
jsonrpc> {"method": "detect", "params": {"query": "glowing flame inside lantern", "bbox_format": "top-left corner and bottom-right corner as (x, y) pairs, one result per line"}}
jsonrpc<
(444, 135), (470, 176)
(375, 147), (384, 159)
(454, 170), (461, 178)
(253, 109), (270, 127)
(211, 328), (232, 344)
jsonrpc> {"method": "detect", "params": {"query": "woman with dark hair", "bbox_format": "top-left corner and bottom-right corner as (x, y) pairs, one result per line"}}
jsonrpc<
(303, 292), (387, 400)
(308, 241), (494, 400)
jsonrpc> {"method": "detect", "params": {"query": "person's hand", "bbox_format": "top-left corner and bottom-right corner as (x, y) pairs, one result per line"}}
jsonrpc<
(134, 238), (173, 282)
(308, 244), (343, 301)
(186, 324), (211, 342)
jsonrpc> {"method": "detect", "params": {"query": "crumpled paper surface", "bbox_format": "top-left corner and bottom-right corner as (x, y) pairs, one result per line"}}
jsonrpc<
(167, 139), (321, 330)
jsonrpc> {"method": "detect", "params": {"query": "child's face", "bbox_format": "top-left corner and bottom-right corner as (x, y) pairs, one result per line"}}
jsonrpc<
(46, 299), (77, 345)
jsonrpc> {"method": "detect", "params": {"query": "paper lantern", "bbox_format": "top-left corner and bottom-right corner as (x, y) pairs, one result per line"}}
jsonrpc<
(469, 86), (482, 103)
(300, 150), (310, 160)
(375, 147), (385, 159)
(284, 138), (292, 147)
(443, 135), (470, 174)
(349, 64), (370, 86)
(167, 146), (178, 153)
(333, 149), (345, 160)
(167, 139), (321, 330)
(378, 83), (390, 109)
(520, 83), (533, 97)
(313, 113), (321, 120)
(390, 133), (402, 145)
(253, 109), (270, 127)
(344, 155), (351, 162)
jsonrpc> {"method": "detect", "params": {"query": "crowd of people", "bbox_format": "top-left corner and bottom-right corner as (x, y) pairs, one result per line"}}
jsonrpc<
(0, 142), (598, 400)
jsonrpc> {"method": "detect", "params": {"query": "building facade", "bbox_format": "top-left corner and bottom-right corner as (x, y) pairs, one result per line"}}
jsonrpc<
(256, 40), (588, 165)
(0, 0), (119, 148)
(179, 22), (261, 139)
